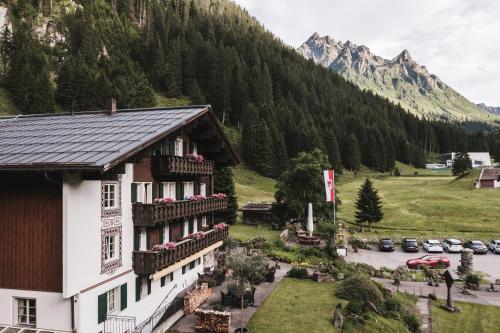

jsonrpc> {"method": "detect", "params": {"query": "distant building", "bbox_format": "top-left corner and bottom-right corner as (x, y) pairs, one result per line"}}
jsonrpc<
(241, 203), (273, 225)
(476, 168), (500, 188)
(443, 152), (492, 168)
(425, 163), (446, 169)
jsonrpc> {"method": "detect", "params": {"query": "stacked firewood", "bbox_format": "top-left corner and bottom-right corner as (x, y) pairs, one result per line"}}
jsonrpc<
(194, 309), (231, 333)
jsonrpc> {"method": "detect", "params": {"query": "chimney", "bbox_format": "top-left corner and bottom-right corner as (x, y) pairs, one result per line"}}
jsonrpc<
(107, 98), (117, 115)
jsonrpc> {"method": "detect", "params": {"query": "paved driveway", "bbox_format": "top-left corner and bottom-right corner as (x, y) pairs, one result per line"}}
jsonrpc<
(346, 247), (500, 281)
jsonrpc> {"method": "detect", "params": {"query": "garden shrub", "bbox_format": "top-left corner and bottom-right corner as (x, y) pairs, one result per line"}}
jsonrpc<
(336, 276), (384, 308)
(403, 312), (421, 332)
(287, 267), (309, 279)
(384, 293), (420, 332)
(345, 300), (365, 315)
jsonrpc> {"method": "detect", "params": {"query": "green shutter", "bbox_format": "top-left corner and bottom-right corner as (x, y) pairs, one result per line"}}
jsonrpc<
(161, 276), (166, 287)
(131, 183), (137, 203)
(98, 292), (107, 324)
(169, 138), (175, 155)
(147, 278), (151, 295)
(159, 183), (164, 198)
(176, 182), (181, 200)
(189, 218), (194, 234)
(120, 283), (127, 311)
(159, 226), (164, 244)
(135, 277), (141, 302)
(146, 229), (151, 250)
(152, 183), (157, 200)
(134, 229), (140, 251)
(183, 141), (188, 156)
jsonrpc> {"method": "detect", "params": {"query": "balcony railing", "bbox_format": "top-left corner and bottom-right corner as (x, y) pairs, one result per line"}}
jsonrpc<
(151, 155), (214, 176)
(133, 226), (229, 275)
(133, 197), (228, 227)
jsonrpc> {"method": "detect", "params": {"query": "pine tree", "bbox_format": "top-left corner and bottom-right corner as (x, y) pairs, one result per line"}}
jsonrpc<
(342, 134), (361, 171)
(324, 131), (343, 174)
(355, 178), (383, 231)
(214, 167), (238, 225)
(452, 152), (472, 176)
(241, 104), (259, 166)
(254, 120), (274, 177)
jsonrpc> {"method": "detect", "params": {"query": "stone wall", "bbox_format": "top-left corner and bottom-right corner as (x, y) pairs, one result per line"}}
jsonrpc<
(195, 309), (231, 333)
(184, 283), (211, 314)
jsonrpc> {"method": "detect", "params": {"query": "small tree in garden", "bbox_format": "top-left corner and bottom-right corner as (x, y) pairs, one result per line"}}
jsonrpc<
(229, 253), (268, 332)
(355, 178), (383, 231)
(274, 149), (339, 220)
(214, 167), (238, 224)
(452, 152), (472, 176)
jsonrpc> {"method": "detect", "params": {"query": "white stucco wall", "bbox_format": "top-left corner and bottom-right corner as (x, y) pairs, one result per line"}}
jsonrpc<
(0, 289), (71, 331)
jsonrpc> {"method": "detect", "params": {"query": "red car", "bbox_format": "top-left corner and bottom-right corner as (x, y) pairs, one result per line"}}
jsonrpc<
(406, 255), (450, 269)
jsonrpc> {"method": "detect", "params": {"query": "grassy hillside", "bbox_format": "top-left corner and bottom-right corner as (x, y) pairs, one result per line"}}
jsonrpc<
(233, 165), (276, 206)
(338, 169), (500, 240)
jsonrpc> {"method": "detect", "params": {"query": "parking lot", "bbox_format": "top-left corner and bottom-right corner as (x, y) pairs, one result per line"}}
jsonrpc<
(346, 247), (500, 281)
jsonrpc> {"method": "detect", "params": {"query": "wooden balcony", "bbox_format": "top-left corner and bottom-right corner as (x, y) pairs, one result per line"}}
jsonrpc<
(133, 226), (228, 275)
(133, 197), (229, 227)
(152, 155), (214, 176)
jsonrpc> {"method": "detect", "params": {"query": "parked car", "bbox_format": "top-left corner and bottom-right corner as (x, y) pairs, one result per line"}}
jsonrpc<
(402, 238), (419, 252)
(423, 239), (443, 253)
(463, 240), (488, 254)
(442, 239), (463, 253)
(406, 255), (450, 269)
(488, 240), (500, 254)
(379, 238), (395, 252)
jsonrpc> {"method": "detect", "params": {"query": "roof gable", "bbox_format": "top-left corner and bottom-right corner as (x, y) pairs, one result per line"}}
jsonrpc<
(0, 106), (238, 171)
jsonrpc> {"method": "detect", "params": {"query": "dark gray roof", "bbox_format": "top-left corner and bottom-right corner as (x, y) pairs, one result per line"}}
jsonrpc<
(0, 106), (211, 171)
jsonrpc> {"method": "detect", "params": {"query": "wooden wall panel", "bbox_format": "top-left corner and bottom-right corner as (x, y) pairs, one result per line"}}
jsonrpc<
(0, 173), (62, 292)
(133, 157), (153, 182)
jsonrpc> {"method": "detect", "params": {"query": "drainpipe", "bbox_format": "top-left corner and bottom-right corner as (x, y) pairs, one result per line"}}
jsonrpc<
(71, 295), (76, 332)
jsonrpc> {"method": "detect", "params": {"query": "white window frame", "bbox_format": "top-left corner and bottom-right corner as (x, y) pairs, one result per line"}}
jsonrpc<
(107, 288), (120, 314)
(200, 183), (207, 197)
(140, 278), (148, 298)
(183, 182), (194, 198)
(191, 142), (198, 155)
(202, 216), (207, 227)
(103, 183), (117, 209)
(140, 228), (147, 251)
(184, 218), (189, 236)
(104, 235), (117, 261)
(164, 225), (169, 243)
(136, 183), (153, 203)
(193, 216), (198, 233)
(163, 182), (176, 200)
(16, 298), (36, 326)
(175, 138), (183, 157)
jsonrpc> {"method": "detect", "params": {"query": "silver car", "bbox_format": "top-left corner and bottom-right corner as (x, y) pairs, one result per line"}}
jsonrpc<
(423, 239), (443, 253)
(442, 239), (463, 253)
(488, 240), (500, 254)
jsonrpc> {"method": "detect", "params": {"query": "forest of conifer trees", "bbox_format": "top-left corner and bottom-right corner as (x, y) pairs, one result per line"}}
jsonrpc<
(1, 0), (499, 177)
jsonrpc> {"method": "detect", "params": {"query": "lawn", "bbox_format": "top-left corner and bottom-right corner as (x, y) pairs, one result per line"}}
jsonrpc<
(337, 169), (500, 240)
(228, 219), (280, 242)
(248, 278), (410, 333)
(432, 300), (500, 333)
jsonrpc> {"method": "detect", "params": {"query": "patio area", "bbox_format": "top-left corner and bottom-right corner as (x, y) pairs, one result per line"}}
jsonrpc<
(172, 261), (292, 332)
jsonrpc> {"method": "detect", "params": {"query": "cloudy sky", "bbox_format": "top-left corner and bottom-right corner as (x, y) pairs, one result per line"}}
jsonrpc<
(233, 0), (500, 106)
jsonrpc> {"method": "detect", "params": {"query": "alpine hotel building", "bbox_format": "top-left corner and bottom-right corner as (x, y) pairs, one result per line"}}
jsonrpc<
(0, 104), (238, 332)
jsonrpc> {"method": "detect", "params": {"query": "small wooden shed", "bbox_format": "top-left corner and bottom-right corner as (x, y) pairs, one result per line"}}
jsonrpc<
(241, 203), (273, 225)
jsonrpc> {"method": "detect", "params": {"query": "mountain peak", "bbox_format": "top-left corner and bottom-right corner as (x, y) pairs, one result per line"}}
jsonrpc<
(308, 32), (321, 41)
(393, 49), (413, 63)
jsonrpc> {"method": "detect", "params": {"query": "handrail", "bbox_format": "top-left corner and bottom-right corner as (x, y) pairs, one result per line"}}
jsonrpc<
(134, 284), (178, 333)
(152, 155), (214, 175)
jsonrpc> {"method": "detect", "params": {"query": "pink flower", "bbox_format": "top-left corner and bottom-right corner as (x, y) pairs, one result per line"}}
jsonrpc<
(189, 195), (206, 201)
(213, 223), (227, 231)
(187, 154), (204, 162)
(210, 193), (227, 199)
(191, 231), (206, 240)
(152, 242), (177, 252)
(155, 197), (174, 203)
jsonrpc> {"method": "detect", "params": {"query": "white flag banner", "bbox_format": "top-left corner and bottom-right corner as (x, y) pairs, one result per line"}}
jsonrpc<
(323, 170), (335, 202)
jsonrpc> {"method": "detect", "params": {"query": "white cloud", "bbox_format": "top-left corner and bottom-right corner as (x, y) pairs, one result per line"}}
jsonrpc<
(233, 0), (500, 105)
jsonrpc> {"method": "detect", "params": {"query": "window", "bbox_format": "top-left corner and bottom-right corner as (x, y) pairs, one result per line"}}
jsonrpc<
(160, 276), (166, 287)
(107, 289), (116, 314)
(189, 261), (195, 270)
(201, 216), (207, 227)
(183, 182), (194, 198)
(191, 142), (198, 155)
(183, 219), (189, 237)
(136, 183), (153, 203)
(163, 182), (176, 200)
(104, 235), (116, 261)
(175, 138), (183, 157)
(182, 265), (187, 275)
(164, 225), (169, 243)
(200, 183), (207, 197)
(161, 273), (174, 287)
(17, 298), (36, 326)
(103, 183), (117, 209)
(197, 257), (201, 266)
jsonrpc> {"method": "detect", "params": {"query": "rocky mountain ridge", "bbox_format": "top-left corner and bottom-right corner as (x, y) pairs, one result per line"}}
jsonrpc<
(298, 33), (496, 122)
